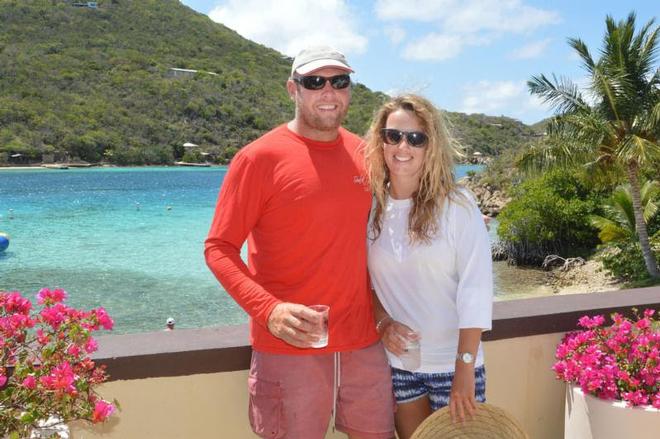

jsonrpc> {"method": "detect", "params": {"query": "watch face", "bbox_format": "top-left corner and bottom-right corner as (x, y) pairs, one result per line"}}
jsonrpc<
(459, 352), (474, 363)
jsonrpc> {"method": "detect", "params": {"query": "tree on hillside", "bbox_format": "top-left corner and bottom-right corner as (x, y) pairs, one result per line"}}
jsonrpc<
(522, 12), (660, 278)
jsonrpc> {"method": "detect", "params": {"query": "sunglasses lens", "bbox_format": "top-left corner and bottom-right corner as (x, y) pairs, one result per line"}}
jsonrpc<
(297, 75), (351, 90)
(301, 76), (325, 90)
(407, 132), (428, 147)
(381, 129), (428, 147)
(381, 129), (402, 145)
(330, 75), (351, 89)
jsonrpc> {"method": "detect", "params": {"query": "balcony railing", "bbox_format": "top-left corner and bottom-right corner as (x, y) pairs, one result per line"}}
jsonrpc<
(70, 286), (659, 439)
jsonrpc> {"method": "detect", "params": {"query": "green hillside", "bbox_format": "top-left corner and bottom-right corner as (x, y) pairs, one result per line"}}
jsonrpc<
(446, 112), (542, 157)
(0, 0), (539, 165)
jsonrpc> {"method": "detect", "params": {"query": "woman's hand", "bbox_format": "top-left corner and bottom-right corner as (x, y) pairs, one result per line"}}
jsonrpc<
(449, 363), (477, 423)
(379, 319), (418, 356)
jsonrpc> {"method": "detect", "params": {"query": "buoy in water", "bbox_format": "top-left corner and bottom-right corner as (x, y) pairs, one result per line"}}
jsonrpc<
(0, 232), (9, 252)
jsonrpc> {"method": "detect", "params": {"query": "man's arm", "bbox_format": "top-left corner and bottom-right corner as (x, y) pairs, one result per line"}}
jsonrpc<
(204, 152), (321, 347)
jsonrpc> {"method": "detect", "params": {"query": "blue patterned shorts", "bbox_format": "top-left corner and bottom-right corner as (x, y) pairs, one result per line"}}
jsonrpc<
(391, 365), (486, 411)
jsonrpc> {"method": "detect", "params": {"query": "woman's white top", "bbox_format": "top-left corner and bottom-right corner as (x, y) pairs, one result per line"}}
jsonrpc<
(367, 188), (493, 373)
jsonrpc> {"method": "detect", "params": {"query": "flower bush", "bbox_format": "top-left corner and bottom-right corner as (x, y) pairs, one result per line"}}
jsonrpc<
(0, 288), (117, 438)
(553, 309), (660, 408)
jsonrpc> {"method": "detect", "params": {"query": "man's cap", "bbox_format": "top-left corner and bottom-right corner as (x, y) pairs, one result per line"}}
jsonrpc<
(166, 317), (175, 326)
(291, 45), (353, 76)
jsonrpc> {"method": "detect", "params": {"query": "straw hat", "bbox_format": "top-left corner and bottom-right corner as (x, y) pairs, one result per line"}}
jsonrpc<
(410, 403), (529, 439)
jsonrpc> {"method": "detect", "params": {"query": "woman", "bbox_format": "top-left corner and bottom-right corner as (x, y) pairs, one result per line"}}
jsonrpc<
(364, 94), (493, 438)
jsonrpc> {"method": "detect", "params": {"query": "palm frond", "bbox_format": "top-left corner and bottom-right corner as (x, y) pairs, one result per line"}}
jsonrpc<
(617, 134), (660, 165)
(527, 74), (589, 114)
(588, 214), (631, 243)
(641, 180), (660, 221)
(608, 186), (636, 229)
(568, 37), (596, 75)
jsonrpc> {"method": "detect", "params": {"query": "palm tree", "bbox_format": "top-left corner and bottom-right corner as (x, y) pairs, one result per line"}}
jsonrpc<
(589, 179), (659, 243)
(523, 12), (660, 278)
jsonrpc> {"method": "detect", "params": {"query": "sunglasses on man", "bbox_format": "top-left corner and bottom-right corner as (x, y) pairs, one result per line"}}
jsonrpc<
(293, 74), (351, 90)
(381, 128), (429, 148)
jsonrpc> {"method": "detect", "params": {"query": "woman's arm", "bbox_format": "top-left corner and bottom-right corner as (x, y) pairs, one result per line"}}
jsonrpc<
(450, 327), (482, 422)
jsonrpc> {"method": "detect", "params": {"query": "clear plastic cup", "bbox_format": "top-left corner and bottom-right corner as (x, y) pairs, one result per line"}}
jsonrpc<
(308, 305), (329, 348)
(399, 332), (421, 371)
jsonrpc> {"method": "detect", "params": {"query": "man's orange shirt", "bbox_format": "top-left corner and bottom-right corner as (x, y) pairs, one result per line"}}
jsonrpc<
(205, 124), (379, 354)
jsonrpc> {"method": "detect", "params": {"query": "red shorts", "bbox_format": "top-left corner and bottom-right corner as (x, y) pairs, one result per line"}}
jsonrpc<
(248, 342), (395, 439)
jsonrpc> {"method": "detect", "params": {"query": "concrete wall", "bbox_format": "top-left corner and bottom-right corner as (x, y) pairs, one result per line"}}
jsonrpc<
(72, 333), (566, 439)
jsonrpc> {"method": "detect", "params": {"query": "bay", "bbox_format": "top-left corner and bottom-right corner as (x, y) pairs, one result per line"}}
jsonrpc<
(0, 165), (542, 334)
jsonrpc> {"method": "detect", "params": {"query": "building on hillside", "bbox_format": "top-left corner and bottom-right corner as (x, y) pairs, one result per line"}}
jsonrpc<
(72, 2), (98, 8)
(167, 68), (219, 78)
(168, 68), (197, 79)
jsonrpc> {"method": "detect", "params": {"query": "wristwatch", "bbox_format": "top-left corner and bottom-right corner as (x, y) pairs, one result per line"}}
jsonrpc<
(456, 352), (475, 364)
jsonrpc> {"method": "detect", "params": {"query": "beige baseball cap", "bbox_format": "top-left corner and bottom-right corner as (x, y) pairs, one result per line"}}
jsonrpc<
(291, 45), (353, 76)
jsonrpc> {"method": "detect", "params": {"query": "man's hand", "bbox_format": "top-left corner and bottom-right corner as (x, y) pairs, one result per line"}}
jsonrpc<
(267, 303), (324, 348)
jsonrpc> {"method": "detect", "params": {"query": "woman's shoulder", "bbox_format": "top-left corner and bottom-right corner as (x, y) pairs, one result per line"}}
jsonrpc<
(443, 186), (481, 223)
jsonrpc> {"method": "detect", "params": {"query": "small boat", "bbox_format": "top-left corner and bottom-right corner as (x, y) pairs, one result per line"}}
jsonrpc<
(174, 162), (211, 167)
(41, 164), (69, 169)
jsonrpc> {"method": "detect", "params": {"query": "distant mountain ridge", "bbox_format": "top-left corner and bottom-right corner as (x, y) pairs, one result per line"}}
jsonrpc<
(0, 0), (541, 165)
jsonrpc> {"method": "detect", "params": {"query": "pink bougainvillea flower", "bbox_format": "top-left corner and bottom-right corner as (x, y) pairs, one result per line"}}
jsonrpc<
(22, 375), (36, 389)
(93, 307), (114, 331)
(1, 292), (32, 314)
(36, 288), (68, 306)
(67, 344), (81, 357)
(40, 361), (76, 394)
(0, 288), (116, 435)
(554, 309), (659, 407)
(92, 400), (115, 423)
(84, 337), (98, 354)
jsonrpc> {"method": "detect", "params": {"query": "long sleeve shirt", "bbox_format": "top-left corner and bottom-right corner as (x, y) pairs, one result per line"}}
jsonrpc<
(205, 124), (379, 354)
(368, 189), (493, 372)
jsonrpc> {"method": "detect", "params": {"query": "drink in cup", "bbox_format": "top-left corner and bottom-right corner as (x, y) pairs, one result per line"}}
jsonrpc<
(399, 331), (421, 371)
(308, 304), (329, 348)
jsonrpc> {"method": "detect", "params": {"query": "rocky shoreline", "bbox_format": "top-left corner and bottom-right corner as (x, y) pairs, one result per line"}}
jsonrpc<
(460, 174), (625, 296)
(460, 174), (511, 217)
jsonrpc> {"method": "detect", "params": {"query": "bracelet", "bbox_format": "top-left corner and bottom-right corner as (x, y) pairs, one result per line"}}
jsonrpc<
(375, 315), (393, 333)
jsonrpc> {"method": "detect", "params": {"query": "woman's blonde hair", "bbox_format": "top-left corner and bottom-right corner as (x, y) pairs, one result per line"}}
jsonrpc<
(364, 94), (463, 244)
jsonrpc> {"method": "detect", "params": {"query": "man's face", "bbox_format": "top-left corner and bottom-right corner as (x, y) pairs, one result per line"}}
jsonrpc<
(287, 67), (351, 137)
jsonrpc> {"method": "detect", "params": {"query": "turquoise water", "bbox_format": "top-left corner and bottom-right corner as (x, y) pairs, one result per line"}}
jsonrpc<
(0, 165), (484, 334)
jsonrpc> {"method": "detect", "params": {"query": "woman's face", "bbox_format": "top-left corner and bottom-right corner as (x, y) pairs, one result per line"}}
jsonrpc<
(382, 109), (427, 185)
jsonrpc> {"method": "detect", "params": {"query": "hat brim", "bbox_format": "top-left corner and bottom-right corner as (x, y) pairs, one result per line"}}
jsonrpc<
(409, 403), (529, 439)
(294, 59), (353, 75)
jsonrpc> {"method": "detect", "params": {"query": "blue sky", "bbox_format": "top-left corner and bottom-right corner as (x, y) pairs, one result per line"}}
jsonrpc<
(180, 0), (658, 125)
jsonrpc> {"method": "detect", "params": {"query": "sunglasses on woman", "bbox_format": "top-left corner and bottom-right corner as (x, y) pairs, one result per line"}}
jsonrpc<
(293, 74), (351, 90)
(380, 128), (429, 148)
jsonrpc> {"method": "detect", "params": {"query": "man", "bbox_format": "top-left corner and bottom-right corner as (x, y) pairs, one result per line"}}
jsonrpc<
(205, 46), (395, 439)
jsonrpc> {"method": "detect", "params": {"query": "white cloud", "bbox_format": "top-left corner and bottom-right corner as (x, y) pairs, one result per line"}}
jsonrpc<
(459, 80), (546, 117)
(376, 0), (560, 61)
(209, 0), (368, 56)
(444, 0), (560, 34)
(376, 0), (454, 21)
(384, 26), (406, 45)
(402, 33), (465, 61)
(509, 39), (552, 59)
(376, 0), (560, 32)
